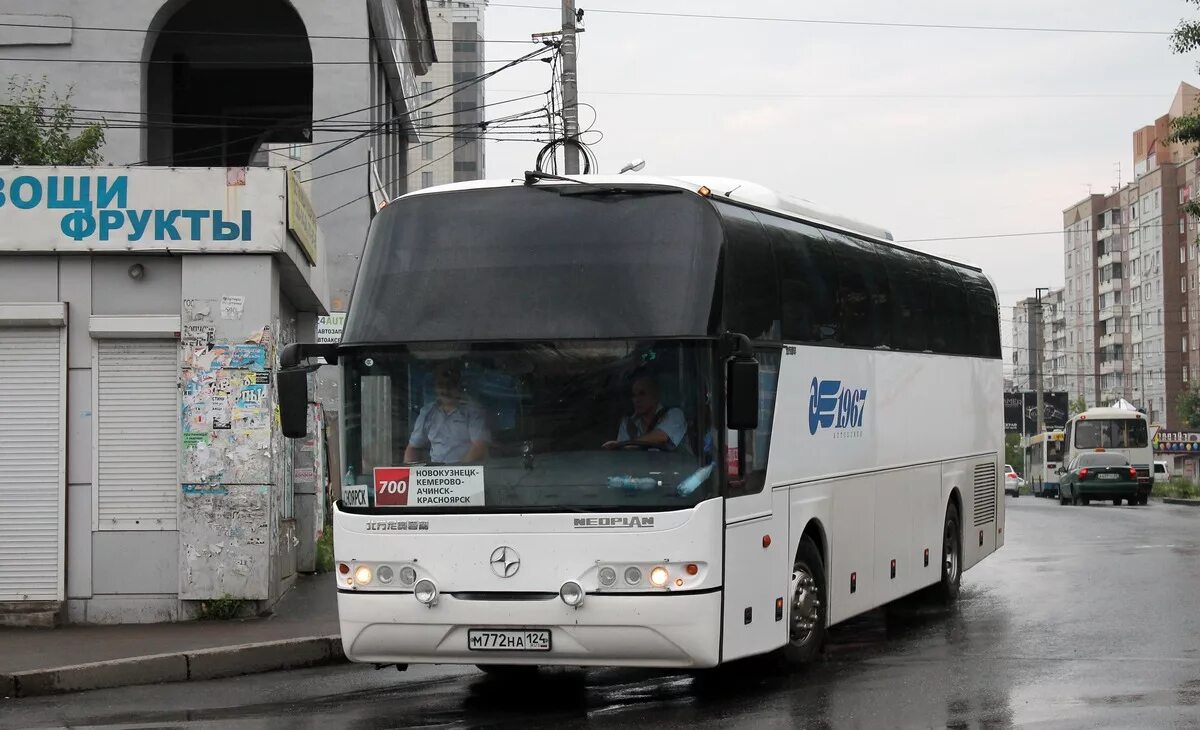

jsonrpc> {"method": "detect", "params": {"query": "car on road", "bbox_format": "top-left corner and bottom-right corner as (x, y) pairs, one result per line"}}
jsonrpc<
(1003, 464), (1021, 497)
(1057, 452), (1149, 506)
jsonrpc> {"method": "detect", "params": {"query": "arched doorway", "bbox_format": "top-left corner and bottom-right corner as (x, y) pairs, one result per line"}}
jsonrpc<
(144, 0), (313, 166)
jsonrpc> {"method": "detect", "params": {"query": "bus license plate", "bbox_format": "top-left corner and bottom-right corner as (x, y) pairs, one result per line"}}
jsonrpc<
(1098, 473), (1118, 480)
(468, 629), (551, 651)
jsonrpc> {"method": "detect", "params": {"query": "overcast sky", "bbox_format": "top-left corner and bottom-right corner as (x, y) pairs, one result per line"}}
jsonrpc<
(478, 0), (1199, 362)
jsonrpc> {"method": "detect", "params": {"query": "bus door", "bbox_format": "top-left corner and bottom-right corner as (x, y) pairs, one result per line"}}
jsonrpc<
(721, 350), (789, 662)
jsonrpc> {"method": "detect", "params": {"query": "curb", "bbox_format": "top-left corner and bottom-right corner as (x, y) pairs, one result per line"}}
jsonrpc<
(2, 635), (345, 698)
(1162, 497), (1200, 507)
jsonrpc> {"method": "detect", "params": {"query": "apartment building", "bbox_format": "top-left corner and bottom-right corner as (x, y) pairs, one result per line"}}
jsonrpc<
(408, 0), (487, 188)
(1047, 82), (1199, 427)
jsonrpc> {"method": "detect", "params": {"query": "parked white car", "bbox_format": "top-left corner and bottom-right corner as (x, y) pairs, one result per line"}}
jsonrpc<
(1154, 461), (1170, 484)
(1004, 464), (1021, 497)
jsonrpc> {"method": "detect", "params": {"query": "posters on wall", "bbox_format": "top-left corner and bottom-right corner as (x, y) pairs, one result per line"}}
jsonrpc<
(1003, 391), (1069, 435)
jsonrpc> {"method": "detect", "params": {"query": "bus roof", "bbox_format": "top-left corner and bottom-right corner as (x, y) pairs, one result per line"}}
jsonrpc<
(1074, 407), (1146, 420)
(1029, 431), (1065, 443)
(404, 175), (980, 273)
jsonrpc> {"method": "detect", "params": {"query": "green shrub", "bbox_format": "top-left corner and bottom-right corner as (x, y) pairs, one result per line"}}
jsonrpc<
(1155, 477), (1200, 500)
(196, 594), (247, 620)
(315, 525), (334, 573)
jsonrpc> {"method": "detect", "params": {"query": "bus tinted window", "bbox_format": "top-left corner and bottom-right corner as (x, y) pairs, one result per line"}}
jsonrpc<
(925, 261), (970, 355)
(881, 246), (934, 352)
(716, 203), (781, 340)
(760, 215), (841, 344)
(962, 270), (1002, 358)
(822, 230), (891, 349)
(1073, 419), (1149, 449)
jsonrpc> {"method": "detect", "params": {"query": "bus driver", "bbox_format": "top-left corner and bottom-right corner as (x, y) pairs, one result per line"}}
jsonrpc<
(603, 373), (688, 451)
(404, 363), (490, 464)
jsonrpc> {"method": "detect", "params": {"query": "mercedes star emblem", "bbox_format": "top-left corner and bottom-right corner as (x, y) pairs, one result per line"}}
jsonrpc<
(490, 546), (520, 578)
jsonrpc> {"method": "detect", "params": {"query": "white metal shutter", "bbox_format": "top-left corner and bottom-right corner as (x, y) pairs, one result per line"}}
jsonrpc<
(96, 340), (179, 530)
(0, 327), (64, 601)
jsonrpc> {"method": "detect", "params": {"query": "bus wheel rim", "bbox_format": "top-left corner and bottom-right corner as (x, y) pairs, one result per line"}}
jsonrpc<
(944, 522), (959, 583)
(790, 566), (820, 644)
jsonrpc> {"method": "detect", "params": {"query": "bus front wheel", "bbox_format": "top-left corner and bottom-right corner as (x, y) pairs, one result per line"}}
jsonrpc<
(780, 537), (826, 666)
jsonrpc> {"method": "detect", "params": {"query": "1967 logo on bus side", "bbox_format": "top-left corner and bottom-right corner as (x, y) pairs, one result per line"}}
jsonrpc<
(809, 378), (868, 435)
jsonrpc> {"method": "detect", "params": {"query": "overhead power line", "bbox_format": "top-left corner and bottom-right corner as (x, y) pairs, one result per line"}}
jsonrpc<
(489, 2), (1170, 36)
(494, 88), (1170, 100)
(0, 56), (537, 66)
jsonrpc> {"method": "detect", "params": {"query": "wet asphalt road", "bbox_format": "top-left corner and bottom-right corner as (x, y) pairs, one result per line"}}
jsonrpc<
(5, 497), (1200, 729)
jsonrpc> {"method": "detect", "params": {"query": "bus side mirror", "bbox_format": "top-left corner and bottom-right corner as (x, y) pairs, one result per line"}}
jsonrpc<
(278, 369), (310, 439)
(727, 357), (759, 431)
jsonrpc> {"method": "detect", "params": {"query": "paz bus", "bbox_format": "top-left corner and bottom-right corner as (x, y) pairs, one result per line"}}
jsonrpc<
(1025, 431), (1066, 498)
(1062, 407), (1153, 496)
(278, 174), (1004, 670)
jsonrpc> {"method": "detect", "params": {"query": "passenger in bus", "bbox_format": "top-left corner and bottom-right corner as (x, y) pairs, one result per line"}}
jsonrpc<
(404, 363), (490, 464)
(603, 373), (688, 451)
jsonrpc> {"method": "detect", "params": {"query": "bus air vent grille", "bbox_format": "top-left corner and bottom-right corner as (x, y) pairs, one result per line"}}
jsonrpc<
(972, 463), (998, 527)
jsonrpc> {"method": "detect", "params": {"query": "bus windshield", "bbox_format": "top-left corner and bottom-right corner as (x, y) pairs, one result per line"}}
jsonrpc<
(1047, 439), (1065, 463)
(341, 340), (719, 511)
(1073, 419), (1148, 449)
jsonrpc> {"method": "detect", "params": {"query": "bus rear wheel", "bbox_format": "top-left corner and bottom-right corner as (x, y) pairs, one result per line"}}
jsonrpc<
(780, 537), (826, 666)
(933, 503), (961, 604)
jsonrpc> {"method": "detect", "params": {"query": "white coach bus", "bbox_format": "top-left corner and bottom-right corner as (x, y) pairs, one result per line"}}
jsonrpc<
(279, 174), (1005, 671)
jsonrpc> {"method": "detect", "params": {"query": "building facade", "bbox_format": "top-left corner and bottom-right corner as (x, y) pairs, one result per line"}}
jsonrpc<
(0, 1), (436, 624)
(1042, 83), (1200, 428)
(0, 167), (328, 624)
(408, 0), (487, 188)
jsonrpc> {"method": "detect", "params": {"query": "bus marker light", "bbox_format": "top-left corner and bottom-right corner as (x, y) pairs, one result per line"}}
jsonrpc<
(598, 566), (617, 586)
(559, 580), (585, 607)
(775, 597), (784, 621)
(354, 565), (373, 586)
(685, 563), (698, 576)
(414, 579), (438, 606)
(762, 535), (771, 548)
(698, 185), (712, 197)
(649, 566), (670, 588)
(338, 563), (350, 575)
(924, 548), (929, 567)
(624, 566), (642, 585)
(850, 572), (857, 593)
(890, 559), (896, 579)
(978, 530), (984, 547)
(676, 578), (684, 587)
(399, 566), (417, 586)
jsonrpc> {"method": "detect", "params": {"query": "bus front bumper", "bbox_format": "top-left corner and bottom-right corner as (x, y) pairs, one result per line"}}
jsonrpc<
(337, 589), (723, 669)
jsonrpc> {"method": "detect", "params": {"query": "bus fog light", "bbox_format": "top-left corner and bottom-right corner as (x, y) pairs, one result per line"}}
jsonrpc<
(559, 580), (585, 607)
(376, 565), (394, 584)
(414, 579), (439, 606)
(399, 566), (417, 586)
(624, 566), (642, 585)
(354, 565), (372, 586)
(649, 566), (669, 588)
(598, 566), (617, 586)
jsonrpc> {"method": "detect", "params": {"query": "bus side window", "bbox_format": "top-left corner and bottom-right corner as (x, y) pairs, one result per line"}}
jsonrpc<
(822, 230), (891, 350)
(1064, 422), (1073, 450)
(727, 350), (781, 497)
(716, 203), (781, 341)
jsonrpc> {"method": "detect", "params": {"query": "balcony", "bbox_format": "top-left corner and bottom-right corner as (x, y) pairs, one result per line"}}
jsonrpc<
(1097, 226), (1115, 241)
(1098, 307), (1119, 322)
(1097, 251), (1116, 269)
(1098, 277), (1122, 296)
(1099, 332), (1120, 348)
(1099, 358), (1121, 375)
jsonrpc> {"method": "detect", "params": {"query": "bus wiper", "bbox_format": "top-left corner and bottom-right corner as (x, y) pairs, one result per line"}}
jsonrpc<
(522, 170), (684, 198)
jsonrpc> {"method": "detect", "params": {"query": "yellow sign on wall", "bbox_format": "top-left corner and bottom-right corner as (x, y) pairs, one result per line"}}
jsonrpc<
(287, 169), (318, 266)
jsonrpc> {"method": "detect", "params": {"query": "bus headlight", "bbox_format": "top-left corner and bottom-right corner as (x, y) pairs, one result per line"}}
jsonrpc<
(649, 566), (670, 588)
(624, 566), (642, 585)
(597, 566), (617, 587)
(559, 580), (585, 607)
(354, 565), (372, 586)
(376, 565), (394, 584)
(399, 566), (417, 586)
(414, 579), (439, 606)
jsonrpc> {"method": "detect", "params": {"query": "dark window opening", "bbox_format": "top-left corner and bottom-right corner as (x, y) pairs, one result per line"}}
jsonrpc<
(146, 0), (314, 167)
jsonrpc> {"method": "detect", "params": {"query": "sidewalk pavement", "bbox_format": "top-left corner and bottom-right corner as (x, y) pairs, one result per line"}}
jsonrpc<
(1162, 497), (1200, 506)
(1, 573), (344, 698)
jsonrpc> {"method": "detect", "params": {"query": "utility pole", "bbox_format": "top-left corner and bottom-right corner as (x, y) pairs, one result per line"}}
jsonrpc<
(561, 0), (581, 174)
(1035, 287), (1051, 435)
